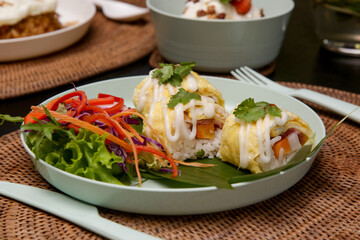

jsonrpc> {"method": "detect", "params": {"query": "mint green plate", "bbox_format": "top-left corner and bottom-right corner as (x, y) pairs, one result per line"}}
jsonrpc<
(21, 76), (325, 215)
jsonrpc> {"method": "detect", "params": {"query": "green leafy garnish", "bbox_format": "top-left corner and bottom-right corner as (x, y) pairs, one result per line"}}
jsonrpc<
(22, 121), (126, 185)
(149, 158), (247, 189)
(152, 62), (196, 87)
(220, 0), (232, 3)
(233, 98), (282, 122)
(167, 88), (201, 108)
(0, 114), (24, 126)
(196, 149), (205, 158)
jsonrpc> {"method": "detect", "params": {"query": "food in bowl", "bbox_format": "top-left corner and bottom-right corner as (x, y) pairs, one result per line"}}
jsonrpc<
(182, 0), (263, 20)
(220, 98), (314, 173)
(0, 0), (63, 39)
(132, 62), (228, 163)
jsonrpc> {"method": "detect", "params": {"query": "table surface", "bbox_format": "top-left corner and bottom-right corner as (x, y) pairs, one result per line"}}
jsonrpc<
(1, 0), (359, 137)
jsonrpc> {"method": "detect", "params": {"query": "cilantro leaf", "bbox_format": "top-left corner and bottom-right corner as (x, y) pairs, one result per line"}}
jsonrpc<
(167, 88), (201, 109)
(220, 0), (232, 3)
(169, 74), (183, 87)
(233, 98), (282, 122)
(174, 62), (195, 78)
(152, 62), (195, 87)
(156, 64), (173, 84)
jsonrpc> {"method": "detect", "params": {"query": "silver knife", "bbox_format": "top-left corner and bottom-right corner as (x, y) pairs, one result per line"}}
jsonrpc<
(0, 181), (162, 240)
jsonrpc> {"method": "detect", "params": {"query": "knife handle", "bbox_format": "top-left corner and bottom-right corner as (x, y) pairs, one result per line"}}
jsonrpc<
(291, 89), (360, 124)
(0, 181), (161, 240)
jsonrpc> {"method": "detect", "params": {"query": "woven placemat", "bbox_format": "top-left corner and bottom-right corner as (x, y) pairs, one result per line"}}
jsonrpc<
(1, 83), (359, 239)
(0, 0), (156, 100)
(149, 48), (277, 76)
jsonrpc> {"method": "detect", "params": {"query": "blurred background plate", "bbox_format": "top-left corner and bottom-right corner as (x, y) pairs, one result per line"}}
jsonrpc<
(0, 0), (96, 62)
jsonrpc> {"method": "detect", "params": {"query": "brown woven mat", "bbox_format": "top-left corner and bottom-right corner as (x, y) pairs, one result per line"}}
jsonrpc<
(149, 48), (277, 76)
(1, 83), (359, 239)
(0, 0), (156, 100)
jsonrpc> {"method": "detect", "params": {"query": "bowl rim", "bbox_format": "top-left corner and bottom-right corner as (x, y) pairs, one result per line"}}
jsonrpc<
(146, 0), (295, 23)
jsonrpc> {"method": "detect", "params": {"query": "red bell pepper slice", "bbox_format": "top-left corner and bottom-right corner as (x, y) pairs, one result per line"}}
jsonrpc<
(97, 93), (125, 114)
(24, 98), (59, 124)
(50, 91), (87, 115)
(87, 96), (115, 105)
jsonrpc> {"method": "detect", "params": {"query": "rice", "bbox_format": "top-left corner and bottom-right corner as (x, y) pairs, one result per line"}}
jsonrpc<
(168, 128), (222, 161)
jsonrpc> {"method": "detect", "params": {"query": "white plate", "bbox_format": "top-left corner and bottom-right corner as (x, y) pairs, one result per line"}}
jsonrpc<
(0, 0), (96, 62)
(20, 76), (326, 215)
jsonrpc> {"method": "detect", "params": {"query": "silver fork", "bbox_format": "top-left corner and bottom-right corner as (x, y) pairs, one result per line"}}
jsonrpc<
(231, 66), (360, 124)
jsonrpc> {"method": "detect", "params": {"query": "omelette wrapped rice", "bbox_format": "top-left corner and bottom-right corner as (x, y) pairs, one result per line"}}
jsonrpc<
(219, 101), (313, 173)
(133, 68), (227, 165)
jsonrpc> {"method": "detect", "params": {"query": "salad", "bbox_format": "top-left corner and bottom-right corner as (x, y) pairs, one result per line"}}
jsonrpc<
(15, 90), (228, 187)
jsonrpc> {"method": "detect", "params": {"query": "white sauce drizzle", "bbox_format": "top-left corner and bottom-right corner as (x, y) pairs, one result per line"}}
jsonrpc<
(138, 71), (154, 112)
(203, 97), (215, 118)
(185, 73), (198, 92)
(138, 72), (217, 143)
(270, 136), (281, 147)
(238, 109), (289, 168)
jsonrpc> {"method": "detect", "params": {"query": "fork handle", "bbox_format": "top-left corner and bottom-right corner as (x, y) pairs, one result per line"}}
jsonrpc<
(290, 89), (360, 124)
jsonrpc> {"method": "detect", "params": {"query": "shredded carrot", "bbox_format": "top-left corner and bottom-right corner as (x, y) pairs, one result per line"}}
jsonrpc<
(135, 145), (177, 177)
(111, 111), (172, 156)
(154, 153), (165, 165)
(174, 160), (215, 168)
(119, 118), (144, 143)
(31, 106), (133, 151)
(82, 113), (113, 129)
(108, 116), (143, 186)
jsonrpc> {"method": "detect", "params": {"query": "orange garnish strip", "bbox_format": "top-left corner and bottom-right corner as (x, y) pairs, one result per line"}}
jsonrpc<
(31, 106), (132, 151)
(174, 160), (215, 168)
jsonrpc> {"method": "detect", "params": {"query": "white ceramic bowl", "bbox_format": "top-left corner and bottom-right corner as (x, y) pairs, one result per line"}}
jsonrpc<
(147, 0), (294, 73)
(21, 75), (325, 215)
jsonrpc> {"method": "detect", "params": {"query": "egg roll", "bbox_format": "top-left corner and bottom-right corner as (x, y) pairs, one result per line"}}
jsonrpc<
(219, 99), (313, 173)
(132, 65), (228, 164)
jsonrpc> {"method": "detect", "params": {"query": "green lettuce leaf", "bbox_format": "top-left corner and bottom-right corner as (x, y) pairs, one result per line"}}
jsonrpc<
(23, 122), (125, 185)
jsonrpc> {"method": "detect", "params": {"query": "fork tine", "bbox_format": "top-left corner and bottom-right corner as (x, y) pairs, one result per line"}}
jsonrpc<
(242, 66), (271, 85)
(230, 69), (253, 84)
(239, 67), (267, 86)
